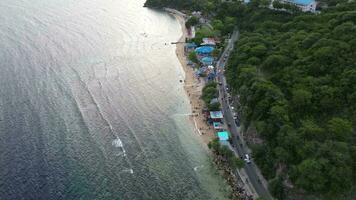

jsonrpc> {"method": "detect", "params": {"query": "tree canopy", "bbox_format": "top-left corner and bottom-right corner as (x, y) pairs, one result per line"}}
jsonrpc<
(225, 2), (356, 199)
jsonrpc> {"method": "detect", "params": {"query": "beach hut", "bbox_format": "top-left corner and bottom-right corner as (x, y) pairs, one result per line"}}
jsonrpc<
(210, 111), (223, 122)
(195, 46), (214, 55)
(217, 131), (229, 141)
(201, 56), (214, 65)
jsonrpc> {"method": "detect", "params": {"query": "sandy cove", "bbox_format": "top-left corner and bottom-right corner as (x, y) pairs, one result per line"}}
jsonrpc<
(168, 10), (216, 145)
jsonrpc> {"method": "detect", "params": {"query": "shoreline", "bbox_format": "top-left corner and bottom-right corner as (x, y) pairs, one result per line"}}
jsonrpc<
(168, 10), (216, 146)
(167, 9), (256, 200)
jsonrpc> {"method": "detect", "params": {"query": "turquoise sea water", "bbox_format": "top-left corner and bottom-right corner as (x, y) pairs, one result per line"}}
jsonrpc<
(0, 0), (229, 199)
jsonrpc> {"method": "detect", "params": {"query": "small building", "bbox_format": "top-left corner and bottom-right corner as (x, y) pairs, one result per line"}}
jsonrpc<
(201, 38), (216, 46)
(217, 131), (229, 141)
(213, 122), (224, 130)
(280, 0), (317, 12)
(210, 111), (223, 122)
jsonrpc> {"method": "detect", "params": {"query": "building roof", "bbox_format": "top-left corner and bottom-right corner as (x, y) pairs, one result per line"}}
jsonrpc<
(201, 38), (216, 46)
(291, 0), (314, 5)
(210, 111), (223, 119)
(217, 131), (229, 141)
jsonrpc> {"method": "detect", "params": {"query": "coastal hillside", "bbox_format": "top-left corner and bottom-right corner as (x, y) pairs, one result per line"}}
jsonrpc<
(226, 3), (356, 200)
(144, 0), (356, 199)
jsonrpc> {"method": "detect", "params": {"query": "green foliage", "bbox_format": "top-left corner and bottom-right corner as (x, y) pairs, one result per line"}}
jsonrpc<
(208, 102), (221, 111)
(208, 139), (245, 170)
(201, 82), (218, 104)
(294, 159), (327, 193)
(272, 1), (284, 9)
(212, 19), (224, 32)
(191, 26), (216, 44)
(229, 156), (245, 169)
(272, 0), (301, 12)
(269, 176), (286, 200)
(185, 16), (199, 28)
(208, 138), (220, 151)
(188, 51), (198, 63)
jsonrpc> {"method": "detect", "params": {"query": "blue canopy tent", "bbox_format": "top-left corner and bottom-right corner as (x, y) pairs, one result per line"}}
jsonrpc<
(201, 56), (214, 65)
(195, 46), (214, 54)
(217, 131), (229, 141)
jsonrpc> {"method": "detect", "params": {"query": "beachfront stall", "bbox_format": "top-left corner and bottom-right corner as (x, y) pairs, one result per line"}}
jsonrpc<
(210, 111), (223, 122)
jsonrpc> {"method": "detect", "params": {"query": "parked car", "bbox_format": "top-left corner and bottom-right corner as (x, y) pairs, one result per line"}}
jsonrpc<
(244, 154), (251, 164)
(235, 119), (240, 127)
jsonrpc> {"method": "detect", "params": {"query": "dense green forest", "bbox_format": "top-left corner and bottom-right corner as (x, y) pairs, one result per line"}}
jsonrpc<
(226, 3), (356, 200)
(145, 0), (356, 199)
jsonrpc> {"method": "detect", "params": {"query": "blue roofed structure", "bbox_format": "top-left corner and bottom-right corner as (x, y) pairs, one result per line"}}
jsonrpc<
(293, 0), (313, 5)
(217, 131), (229, 141)
(201, 56), (214, 65)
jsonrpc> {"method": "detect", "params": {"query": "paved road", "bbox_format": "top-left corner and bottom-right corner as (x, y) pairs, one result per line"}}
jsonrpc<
(216, 30), (273, 200)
